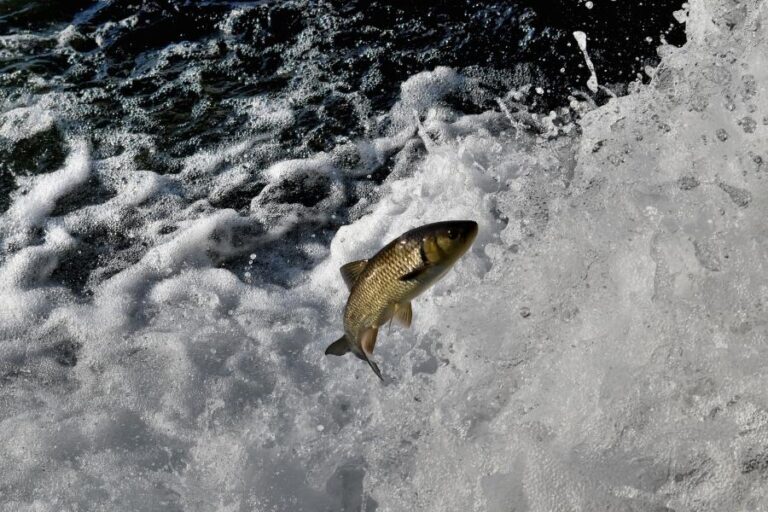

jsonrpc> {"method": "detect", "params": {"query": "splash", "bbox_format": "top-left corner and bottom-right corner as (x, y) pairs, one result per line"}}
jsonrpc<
(2, 0), (765, 510)
(573, 31), (599, 93)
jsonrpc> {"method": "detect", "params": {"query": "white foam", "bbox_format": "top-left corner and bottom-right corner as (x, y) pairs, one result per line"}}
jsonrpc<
(0, 105), (55, 142)
(390, 66), (465, 131)
(2, 0), (768, 509)
(0, 226), (76, 336)
(2, 140), (90, 247)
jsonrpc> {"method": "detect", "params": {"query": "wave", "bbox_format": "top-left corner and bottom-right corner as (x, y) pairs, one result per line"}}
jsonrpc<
(4, 0), (767, 510)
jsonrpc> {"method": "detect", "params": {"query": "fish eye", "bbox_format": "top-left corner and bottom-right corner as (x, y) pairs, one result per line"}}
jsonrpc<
(447, 230), (458, 240)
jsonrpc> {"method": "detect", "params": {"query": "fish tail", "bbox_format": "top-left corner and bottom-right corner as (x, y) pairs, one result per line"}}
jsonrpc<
(363, 354), (384, 382)
(325, 335), (350, 356)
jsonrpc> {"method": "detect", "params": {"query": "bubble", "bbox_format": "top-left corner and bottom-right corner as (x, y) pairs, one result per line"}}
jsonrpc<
(738, 116), (757, 133)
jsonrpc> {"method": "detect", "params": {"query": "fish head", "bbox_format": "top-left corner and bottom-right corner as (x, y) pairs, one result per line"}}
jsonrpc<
(420, 220), (478, 266)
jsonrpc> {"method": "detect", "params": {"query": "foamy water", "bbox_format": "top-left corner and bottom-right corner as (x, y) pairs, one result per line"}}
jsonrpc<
(2, 0), (767, 510)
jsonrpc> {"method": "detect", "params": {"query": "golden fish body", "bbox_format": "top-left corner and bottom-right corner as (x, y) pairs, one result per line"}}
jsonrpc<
(325, 220), (478, 380)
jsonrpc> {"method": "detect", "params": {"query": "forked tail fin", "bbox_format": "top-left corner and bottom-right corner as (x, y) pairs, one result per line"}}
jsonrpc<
(362, 354), (384, 382)
(325, 335), (350, 356)
(325, 334), (384, 382)
(359, 327), (384, 382)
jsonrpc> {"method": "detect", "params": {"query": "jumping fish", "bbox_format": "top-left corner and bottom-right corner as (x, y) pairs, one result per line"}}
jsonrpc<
(325, 220), (478, 380)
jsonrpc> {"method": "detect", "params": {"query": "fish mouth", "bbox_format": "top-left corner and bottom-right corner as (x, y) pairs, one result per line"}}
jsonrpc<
(463, 220), (479, 244)
(448, 220), (478, 246)
(440, 220), (478, 256)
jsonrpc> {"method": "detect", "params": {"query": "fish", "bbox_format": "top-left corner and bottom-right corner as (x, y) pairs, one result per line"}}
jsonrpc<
(325, 220), (478, 381)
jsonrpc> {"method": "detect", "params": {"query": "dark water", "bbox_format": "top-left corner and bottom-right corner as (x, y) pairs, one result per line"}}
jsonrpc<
(0, 0), (686, 291)
(1, 0), (685, 162)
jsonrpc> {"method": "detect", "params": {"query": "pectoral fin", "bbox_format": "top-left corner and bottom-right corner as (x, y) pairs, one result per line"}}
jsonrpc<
(400, 265), (430, 281)
(394, 302), (412, 328)
(340, 259), (368, 289)
(325, 335), (350, 356)
(400, 237), (443, 281)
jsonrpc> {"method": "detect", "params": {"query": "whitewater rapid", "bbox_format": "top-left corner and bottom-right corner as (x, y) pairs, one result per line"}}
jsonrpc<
(1, 0), (768, 510)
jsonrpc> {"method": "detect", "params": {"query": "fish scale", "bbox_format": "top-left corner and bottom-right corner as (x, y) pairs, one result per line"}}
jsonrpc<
(345, 236), (424, 336)
(325, 220), (478, 381)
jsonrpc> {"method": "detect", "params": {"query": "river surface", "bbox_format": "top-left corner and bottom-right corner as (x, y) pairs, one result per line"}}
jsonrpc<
(4, 1), (768, 511)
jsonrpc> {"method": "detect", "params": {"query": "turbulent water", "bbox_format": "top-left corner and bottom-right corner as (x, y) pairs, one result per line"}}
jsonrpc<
(2, 0), (768, 511)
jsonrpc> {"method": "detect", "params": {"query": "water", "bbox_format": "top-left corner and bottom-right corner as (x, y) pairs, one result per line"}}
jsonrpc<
(4, 1), (768, 511)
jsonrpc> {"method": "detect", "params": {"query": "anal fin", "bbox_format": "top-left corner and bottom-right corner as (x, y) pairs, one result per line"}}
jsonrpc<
(360, 327), (378, 356)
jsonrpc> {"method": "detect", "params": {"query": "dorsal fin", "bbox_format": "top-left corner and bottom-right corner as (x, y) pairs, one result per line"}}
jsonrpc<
(340, 259), (368, 289)
(394, 302), (412, 328)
